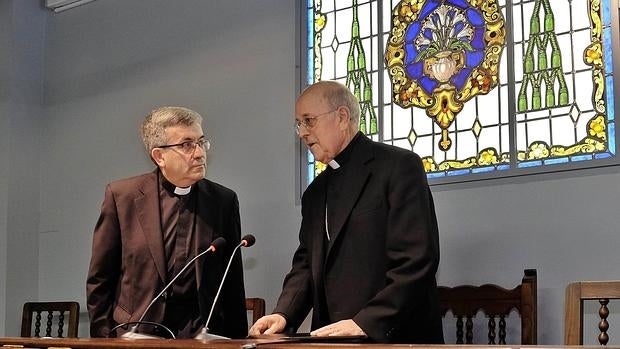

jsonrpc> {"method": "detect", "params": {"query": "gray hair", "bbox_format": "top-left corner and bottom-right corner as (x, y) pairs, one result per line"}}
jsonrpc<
(141, 106), (203, 152)
(304, 80), (360, 130)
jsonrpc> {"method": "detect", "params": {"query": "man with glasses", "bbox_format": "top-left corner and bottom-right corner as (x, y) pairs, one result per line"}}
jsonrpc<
(87, 106), (247, 339)
(249, 81), (443, 344)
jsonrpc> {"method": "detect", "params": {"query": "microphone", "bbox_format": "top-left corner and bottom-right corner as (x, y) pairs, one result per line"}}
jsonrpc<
(194, 234), (256, 340)
(113, 236), (227, 339)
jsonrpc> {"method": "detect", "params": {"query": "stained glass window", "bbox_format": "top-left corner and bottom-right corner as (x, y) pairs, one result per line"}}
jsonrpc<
(302, 0), (617, 184)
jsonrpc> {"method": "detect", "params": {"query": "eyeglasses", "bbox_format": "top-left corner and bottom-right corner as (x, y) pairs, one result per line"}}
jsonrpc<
(294, 108), (340, 135)
(157, 138), (211, 154)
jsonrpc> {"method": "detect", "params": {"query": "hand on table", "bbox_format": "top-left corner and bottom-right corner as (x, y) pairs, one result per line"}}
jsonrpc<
(248, 313), (287, 336)
(310, 319), (367, 337)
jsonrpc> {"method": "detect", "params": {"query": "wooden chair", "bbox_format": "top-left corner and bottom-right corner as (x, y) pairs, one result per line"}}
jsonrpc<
(245, 297), (266, 324)
(21, 301), (80, 338)
(438, 269), (537, 344)
(564, 280), (620, 345)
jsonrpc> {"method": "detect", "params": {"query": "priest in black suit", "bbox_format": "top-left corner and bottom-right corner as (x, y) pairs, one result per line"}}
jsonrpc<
(249, 81), (444, 344)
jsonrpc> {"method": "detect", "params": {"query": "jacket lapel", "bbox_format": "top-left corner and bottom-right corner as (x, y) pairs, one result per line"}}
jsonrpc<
(136, 170), (167, 283)
(325, 136), (373, 261)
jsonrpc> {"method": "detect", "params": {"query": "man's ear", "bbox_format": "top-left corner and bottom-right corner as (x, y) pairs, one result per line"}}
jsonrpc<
(151, 148), (165, 167)
(337, 105), (351, 129)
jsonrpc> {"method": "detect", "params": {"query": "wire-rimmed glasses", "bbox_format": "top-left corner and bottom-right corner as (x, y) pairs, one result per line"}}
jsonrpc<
(294, 108), (340, 135)
(157, 138), (211, 154)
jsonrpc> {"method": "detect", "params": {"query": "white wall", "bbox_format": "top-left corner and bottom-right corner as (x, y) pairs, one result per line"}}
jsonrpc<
(0, 0), (618, 344)
(0, 0), (45, 336)
(0, 0), (10, 335)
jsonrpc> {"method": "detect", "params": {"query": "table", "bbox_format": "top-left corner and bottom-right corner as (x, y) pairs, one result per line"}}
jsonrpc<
(0, 337), (598, 349)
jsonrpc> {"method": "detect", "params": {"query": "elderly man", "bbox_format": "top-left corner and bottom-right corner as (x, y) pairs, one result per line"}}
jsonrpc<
(87, 106), (247, 339)
(249, 81), (444, 344)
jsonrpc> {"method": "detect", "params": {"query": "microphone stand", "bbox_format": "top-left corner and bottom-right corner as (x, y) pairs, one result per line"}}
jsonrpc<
(195, 234), (255, 340)
(110, 321), (175, 339)
(118, 238), (226, 339)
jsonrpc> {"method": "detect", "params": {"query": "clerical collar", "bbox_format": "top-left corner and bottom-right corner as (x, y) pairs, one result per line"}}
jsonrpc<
(328, 160), (340, 169)
(329, 131), (363, 170)
(160, 171), (192, 196)
(174, 186), (192, 195)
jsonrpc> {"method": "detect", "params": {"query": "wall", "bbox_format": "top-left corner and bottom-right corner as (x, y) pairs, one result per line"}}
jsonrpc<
(41, 0), (299, 338)
(432, 167), (620, 344)
(0, 0), (10, 336)
(0, 0), (45, 336)
(0, 0), (615, 344)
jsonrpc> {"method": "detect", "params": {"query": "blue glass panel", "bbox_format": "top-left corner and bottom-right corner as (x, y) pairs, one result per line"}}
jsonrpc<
(418, 76), (439, 95)
(571, 155), (592, 162)
(405, 22), (420, 43)
(447, 169), (470, 176)
(472, 166), (495, 173)
(604, 27), (612, 73)
(518, 160), (542, 168)
(454, 22), (465, 34)
(424, 27), (435, 40)
(609, 122), (616, 154)
(545, 157), (569, 165)
(497, 164), (510, 171)
(452, 67), (471, 89)
(466, 8), (484, 27)
(466, 50), (484, 67)
(405, 43), (420, 65)
(607, 76), (615, 121)
(447, 0), (469, 9)
(602, 0), (610, 25)
(427, 172), (446, 179)
(307, 6), (314, 85)
(471, 28), (486, 49)
(419, 0), (440, 19)
(406, 61), (424, 77)
(595, 152), (612, 159)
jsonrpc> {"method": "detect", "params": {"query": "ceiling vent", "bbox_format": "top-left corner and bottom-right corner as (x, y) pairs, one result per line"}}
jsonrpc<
(45, 0), (98, 13)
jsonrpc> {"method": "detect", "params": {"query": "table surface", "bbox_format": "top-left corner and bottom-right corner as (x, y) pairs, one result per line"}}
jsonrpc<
(0, 337), (604, 349)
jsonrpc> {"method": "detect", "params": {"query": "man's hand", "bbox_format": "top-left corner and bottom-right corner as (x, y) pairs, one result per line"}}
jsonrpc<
(248, 313), (287, 336)
(310, 319), (367, 337)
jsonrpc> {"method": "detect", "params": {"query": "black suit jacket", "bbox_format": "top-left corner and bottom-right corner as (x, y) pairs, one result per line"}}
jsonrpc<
(86, 169), (247, 338)
(273, 134), (443, 344)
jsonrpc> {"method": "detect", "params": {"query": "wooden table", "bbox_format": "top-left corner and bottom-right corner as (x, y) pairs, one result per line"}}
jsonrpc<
(0, 337), (601, 349)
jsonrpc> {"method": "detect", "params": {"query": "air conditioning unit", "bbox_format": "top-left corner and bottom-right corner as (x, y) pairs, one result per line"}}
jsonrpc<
(45, 0), (98, 13)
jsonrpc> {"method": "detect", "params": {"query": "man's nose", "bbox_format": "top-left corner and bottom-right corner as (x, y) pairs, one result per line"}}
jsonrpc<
(192, 143), (206, 158)
(297, 125), (310, 138)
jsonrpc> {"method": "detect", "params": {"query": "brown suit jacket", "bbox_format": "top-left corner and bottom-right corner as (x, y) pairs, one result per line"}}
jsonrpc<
(86, 170), (247, 338)
(273, 134), (444, 344)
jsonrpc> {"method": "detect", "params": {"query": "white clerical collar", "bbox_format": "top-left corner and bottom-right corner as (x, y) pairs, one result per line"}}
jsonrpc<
(328, 159), (340, 170)
(174, 186), (192, 195)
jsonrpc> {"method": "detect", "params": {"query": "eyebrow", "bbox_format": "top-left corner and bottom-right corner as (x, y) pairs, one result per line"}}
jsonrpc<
(177, 135), (205, 142)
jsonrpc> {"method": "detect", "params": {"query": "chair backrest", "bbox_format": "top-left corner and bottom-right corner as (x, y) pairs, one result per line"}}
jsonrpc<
(21, 301), (80, 338)
(438, 269), (537, 345)
(245, 297), (266, 324)
(564, 280), (620, 345)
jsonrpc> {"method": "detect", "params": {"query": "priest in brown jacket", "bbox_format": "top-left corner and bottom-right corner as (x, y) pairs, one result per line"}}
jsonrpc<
(86, 106), (247, 339)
